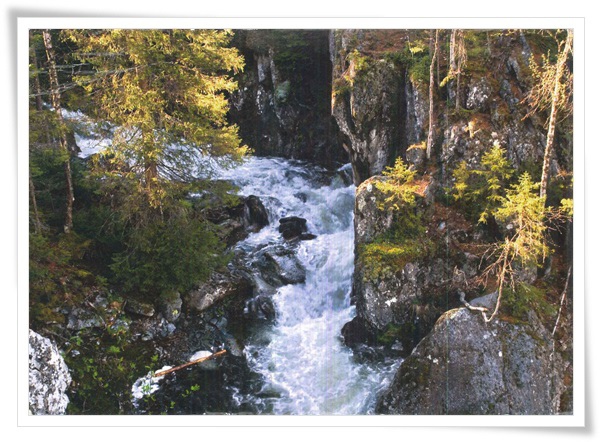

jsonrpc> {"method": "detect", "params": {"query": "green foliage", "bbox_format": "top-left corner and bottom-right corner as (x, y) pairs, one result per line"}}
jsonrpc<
(409, 53), (432, 85)
(494, 172), (551, 267)
(503, 283), (556, 320)
(64, 29), (247, 210)
(348, 49), (371, 78)
(376, 157), (418, 211)
(452, 141), (513, 223)
(110, 203), (228, 301)
(65, 327), (157, 414)
(268, 30), (316, 77)
(359, 158), (434, 281)
(29, 231), (95, 327)
(560, 198), (574, 217)
(359, 236), (434, 281)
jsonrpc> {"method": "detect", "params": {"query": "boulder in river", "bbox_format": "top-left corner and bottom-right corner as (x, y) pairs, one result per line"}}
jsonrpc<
(278, 216), (308, 240)
(254, 245), (306, 286)
(243, 195), (270, 231)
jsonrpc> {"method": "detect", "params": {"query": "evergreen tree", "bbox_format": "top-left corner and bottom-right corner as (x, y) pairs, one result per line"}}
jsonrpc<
(64, 29), (247, 212)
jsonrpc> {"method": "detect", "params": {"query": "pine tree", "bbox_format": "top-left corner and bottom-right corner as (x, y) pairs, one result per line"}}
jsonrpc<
(64, 29), (247, 213)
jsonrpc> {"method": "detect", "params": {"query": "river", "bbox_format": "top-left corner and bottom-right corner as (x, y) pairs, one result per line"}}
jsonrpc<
(217, 157), (399, 415)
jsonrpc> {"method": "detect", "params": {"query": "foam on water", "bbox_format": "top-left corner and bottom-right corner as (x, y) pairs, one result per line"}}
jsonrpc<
(220, 157), (399, 415)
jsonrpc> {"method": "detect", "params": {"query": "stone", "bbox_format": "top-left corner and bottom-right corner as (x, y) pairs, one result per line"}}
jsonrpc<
(186, 272), (253, 314)
(376, 308), (565, 415)
(405, 144), (427, 171)
(66, 307), (104, 331)
(244, 294), (276, 321)
(243, 195), (269, 231)
(125, 299), (155, 317)
(29, 330), (71, 415)
(278, 216), (308, 240)
(466, 77), (493, 112)
(228, 30), (346, 168)
(160, 292), (183, 323)
(353, 176), (394, 244)
(255, 245), (306, 286)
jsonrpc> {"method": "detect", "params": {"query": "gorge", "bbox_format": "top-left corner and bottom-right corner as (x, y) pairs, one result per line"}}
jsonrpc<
(28, 28), (573, 416)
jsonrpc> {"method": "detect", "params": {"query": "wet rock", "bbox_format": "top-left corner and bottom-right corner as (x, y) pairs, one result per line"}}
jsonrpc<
(186, 272), (253, 314)
(125, 299), (155, 317)
(376, 307), (565, 415)
(229, 30), (346, 168)
(332, 52), (404, 185)
(29, 330), (71, 415)
(294, 192), (308, 202)
(278, 216), (308, 240)
(205, 195), (269, 246)
(244, 294), (276, 321)
(299, 233), (317, 241)
(243, 195), (270, 231)
(255, 245), (306, 286)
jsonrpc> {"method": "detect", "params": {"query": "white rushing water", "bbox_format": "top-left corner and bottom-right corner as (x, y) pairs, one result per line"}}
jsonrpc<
(219, 157), (399, 415)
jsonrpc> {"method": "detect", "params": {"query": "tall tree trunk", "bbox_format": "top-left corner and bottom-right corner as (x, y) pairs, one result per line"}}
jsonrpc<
(42, 30), (74, 234)
(426, 29), (439, 160)
(539, 29), (573, 200)
(456, 70), (461, 111)
(29, 173), (42, 234)
(31, 49), (44, 112)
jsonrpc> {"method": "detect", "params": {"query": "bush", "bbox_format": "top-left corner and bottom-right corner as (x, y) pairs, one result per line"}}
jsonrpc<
(110, 206), (228, 301)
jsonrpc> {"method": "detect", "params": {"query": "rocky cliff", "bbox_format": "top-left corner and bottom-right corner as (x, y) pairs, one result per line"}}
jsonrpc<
(229, 30), (347, 168)
(332, 29), (573, 413)
(330, 29), (572, 185)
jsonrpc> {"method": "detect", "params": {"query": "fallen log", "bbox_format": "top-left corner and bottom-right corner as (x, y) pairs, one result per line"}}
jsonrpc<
(153, 349), (227, 378)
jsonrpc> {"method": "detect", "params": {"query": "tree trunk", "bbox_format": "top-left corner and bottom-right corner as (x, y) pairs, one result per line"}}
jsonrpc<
(43, 30), (74, 234)
(31, 48), (44, 112)
(426, 29), (439, 160)
(539, 29), (573, 200)
(29, 173), (42, 234)
(449, 30), (457, 72)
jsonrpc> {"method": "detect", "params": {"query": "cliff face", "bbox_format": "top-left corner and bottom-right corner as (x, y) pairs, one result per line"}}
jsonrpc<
(332, 29), (573, 413)
(331, 30), (423, 185)
(229, 30), (347, 168)
(330, 30), (572, 184)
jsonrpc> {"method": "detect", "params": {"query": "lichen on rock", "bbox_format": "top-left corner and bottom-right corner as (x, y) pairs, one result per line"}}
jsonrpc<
(376, 306), (566, 415)
(29, 329), (72, 415)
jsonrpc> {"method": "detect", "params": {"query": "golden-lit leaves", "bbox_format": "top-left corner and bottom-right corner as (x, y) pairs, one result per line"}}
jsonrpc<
(62, 29), (245, 209)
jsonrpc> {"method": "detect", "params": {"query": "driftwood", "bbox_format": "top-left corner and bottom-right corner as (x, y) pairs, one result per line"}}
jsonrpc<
(459, 290), (489, 313)
(153, 349), (227, 378)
